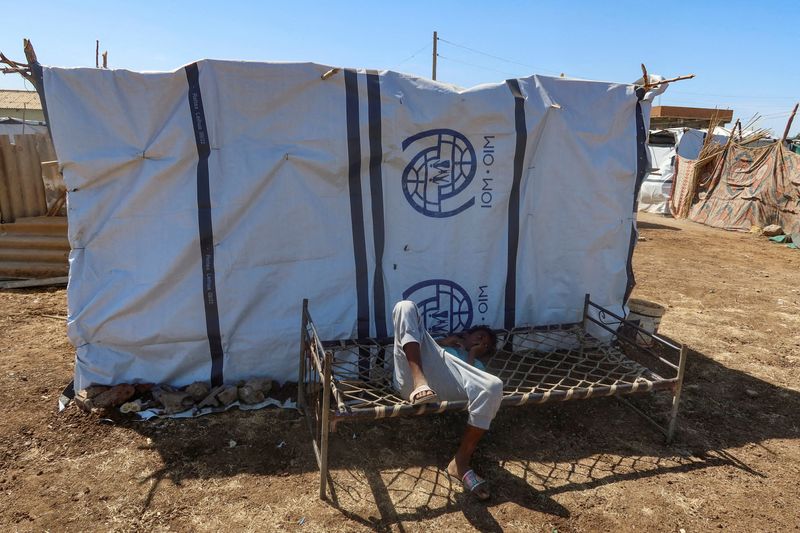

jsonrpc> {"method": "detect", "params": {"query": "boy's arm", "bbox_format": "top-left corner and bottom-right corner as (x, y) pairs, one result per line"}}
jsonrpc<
(468, 344), (489, 364)
(437, 335), (461, 348)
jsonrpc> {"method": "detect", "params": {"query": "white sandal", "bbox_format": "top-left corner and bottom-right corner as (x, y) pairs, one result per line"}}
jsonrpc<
(461, 469), (490, 501)
(410, 384), (439, 405)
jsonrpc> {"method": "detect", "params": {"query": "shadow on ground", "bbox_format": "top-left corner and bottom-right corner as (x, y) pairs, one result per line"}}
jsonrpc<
(637, 220), (682, 231)
(120, 342), (798, 532)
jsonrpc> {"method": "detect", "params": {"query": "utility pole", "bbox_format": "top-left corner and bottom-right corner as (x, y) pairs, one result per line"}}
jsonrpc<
(781, 103), (798, 143)
(432, 31), (437, 81)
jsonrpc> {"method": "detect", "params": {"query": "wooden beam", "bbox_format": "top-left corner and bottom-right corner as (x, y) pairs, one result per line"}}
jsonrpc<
(651, 106), (733, 122)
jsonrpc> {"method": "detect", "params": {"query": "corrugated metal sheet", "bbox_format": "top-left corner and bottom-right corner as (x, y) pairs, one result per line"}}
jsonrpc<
(0, 216), (68, 278)
(0, 133), (61, 223)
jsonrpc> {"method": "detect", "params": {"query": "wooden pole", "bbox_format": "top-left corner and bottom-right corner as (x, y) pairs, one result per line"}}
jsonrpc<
(727, 120), (740, 148)
(432, 31), (437, 81)
(320, 68), (340, 80)
(0, 136), (23, 220)
(0, 39), (37, 86)
(95, 40), (99, 68)
(781, 103), (798, 142)
(0, 137), (14, 223)
(23, 38), (37, 64)
(298, 299), (308, 411)
(652, 74), (695, 85)
(666, 345), (688, 443)
(319, 350), (333, 499)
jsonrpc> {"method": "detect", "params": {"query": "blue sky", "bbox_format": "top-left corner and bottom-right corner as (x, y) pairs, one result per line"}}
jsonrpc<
(1, 0), (797, 136)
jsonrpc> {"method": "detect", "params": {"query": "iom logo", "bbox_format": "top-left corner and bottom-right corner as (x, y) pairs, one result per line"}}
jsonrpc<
(403, 279), (473, 335)
(401, 129), (477, 218)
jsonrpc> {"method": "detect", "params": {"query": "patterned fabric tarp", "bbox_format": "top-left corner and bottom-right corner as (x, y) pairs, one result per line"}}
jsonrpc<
(685, 143), (800, 233)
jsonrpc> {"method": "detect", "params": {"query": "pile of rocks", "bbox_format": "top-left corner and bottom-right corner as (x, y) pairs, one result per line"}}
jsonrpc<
(75, 379), (276, 415)
(751, 224), (799, 249)
(761, 224), (786, 237)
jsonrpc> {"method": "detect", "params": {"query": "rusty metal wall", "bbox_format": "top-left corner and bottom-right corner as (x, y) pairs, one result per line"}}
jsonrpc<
(0, 216), (69, 278)
(0, 133), (61, 223)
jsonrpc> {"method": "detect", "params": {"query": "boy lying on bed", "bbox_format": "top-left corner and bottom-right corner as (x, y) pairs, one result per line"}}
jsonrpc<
(391, 300), (503, 501)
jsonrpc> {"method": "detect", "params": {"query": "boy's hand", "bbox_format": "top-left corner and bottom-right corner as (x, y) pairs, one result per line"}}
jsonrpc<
(468, 342), (489, 363)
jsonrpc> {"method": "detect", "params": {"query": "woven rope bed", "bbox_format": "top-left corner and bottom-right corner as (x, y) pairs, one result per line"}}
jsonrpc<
(299, 295), (687, 499)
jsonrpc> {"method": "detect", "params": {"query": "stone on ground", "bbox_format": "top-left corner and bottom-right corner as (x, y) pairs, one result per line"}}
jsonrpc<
(154, 389), (194, 414)
(197, 385), (225, 408)
(184, 381), (210, 402)
(217, 386), (239, 406)
(91, 384), (136, 409)
(238, 382), (266, 405)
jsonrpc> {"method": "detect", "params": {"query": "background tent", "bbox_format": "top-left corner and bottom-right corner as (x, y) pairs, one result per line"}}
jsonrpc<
(638, 127), (728, 214)
(687, 141), (800, 233)
(43, 61), (664, 390)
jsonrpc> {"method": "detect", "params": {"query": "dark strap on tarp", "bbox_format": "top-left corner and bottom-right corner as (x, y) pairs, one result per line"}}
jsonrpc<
(625, 87), (649, 303)
(344, 69), (370, 339)
(366, 70), (387, 338)
(504, 79), (527, 329)
(185, 63), (224, 387)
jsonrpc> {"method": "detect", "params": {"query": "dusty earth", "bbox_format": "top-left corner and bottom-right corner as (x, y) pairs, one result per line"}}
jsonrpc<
(1, 212), (799, 532)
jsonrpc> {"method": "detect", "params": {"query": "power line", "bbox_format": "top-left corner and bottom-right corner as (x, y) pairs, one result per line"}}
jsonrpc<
(390, 42), (431, 70)
(669, 90), (797, 100)
(756, 110), (795, 118)
(436, 54), (517, 77)
(405, 34), (799, 117)
(437, 37), (562, 75)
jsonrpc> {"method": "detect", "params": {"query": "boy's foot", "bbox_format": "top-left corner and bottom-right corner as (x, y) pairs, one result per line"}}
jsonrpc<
(409, 384), (438, 405)
(447, 458), (490, 501)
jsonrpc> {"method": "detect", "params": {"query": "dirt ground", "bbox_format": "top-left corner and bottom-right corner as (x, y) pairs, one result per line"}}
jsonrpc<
(1, 212), (799, 532)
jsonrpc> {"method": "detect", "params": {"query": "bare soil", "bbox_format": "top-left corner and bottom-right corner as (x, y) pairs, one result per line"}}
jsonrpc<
(1, 212), (799, 532)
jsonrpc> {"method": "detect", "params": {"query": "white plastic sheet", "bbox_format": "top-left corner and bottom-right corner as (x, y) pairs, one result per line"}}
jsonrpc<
(638, 127), (728, 214)
(43, 61), (660, 389)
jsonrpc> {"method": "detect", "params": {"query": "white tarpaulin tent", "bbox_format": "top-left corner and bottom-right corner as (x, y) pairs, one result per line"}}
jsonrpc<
(42, 61), (664, 390)
(638, 127), (729, 214)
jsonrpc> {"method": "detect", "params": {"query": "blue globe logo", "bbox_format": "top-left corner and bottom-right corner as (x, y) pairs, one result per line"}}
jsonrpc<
(401, 129), (477, 218)
(402, 279), (473, 335)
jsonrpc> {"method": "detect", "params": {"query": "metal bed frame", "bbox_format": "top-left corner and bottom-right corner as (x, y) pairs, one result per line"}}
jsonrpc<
(298, 295), (688, 499)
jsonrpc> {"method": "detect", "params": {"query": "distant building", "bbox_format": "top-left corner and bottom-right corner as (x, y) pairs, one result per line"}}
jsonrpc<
(0, 117), (48, 136)
(650, 106), (733, 129)
(0, 89), (44, 122)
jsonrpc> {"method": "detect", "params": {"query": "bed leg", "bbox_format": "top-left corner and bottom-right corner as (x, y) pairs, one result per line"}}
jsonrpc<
(298, 299), (308, 411)
(319, 349), (333, 499)
(582, 293), (591, 327)
(666, 345), (688, 443)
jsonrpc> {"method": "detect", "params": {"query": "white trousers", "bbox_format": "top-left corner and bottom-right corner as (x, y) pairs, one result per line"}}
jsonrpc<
(392, 300), (504, 430)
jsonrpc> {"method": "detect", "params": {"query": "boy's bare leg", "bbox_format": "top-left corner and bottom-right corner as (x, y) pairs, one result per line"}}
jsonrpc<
(403, 342), (436, 401)
(447, 425), (490, 499)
